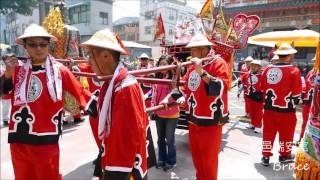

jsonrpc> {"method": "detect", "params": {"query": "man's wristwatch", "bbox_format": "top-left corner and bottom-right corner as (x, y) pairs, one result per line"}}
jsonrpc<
(200, 71), (208, 78)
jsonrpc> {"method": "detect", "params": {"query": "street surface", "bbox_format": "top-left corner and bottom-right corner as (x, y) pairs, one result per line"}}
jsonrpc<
(0, 88), (302, 179)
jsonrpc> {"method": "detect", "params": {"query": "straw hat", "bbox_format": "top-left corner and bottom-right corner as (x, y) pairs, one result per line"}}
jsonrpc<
(186, 33), (213, 48)
(271, 55), (279, 61)
(250, 60), (261, 66)
(138, 53), (149, 59)
(273, 43), (297, 55)
(244, 56), (254, 62)
(16, 24), (57, 45)
(80, 28), (125, 54)
(311, 55), (316, 62)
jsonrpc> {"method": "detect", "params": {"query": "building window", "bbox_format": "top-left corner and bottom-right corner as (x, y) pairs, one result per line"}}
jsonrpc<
(145, 26), (152, 35)
(167, 8), (176, 21)
(69, 4), (89, 24)
(100, 12), (109, 25)
(169, 28), (174, 35)
(145, 11), (155, 20)
(127, 33), (136, 41)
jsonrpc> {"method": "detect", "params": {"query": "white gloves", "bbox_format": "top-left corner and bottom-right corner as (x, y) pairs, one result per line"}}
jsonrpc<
(176, 96), (186, 104)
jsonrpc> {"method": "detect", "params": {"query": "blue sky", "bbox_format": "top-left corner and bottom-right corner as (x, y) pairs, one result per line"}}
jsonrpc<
(113, 0), (204, 22)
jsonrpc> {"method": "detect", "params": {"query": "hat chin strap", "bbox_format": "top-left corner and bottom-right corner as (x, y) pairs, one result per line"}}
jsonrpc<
(91, 50), (104, 75)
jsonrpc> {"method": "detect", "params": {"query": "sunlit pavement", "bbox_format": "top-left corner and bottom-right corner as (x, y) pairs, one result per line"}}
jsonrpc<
(1, 88), (302, 179)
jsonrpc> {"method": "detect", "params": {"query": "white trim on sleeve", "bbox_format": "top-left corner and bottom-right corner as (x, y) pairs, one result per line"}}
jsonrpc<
(105, 166), (133, 172)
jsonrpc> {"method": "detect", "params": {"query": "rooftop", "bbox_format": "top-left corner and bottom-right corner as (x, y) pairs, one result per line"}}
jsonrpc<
(223, 0), (319, 13)
(113, 17), (139, 26)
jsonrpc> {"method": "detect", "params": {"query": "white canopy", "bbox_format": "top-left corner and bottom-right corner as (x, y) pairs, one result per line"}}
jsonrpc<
(122, 41), (151, 49)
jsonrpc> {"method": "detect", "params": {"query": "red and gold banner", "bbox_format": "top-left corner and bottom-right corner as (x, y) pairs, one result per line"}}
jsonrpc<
(199, 0), (214, 19)
(154, 13), (165, 41)
(232, 13), (260, 49)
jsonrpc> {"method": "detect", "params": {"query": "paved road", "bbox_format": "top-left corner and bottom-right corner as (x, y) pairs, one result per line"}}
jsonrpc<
(0, 88), (302, 179)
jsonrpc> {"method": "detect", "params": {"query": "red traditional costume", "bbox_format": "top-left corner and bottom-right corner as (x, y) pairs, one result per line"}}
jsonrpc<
(97, 65), (148, 179)
(240, 57), (253, 117)
(77, 63), (103, 147)
(241, 71), (263, 129)
(240, 71), (252, 117)
(182, 36), (229, 180)
(4, 55), (93, 180)
(135, 63), (153, 108)
(300, 69), (316, 141)
(261, 63), (302, 157)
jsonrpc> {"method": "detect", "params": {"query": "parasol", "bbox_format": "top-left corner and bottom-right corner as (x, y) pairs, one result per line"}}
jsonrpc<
(248, 29), (319, 47)
(0, 43), (11, 49)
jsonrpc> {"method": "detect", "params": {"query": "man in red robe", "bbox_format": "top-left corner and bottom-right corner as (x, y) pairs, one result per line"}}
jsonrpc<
(261, 43), (302, 166)
(1, 24), (95, 180)
(162, 33), (229, 180)
(241, 60), (263, 133)
(80, 28), (149, 179)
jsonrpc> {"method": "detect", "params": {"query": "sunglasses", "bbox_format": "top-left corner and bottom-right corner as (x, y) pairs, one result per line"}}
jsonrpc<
(26, 43), (49, 48)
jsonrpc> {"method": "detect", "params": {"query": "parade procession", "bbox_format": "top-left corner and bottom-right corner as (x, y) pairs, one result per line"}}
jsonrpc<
(0, 0), (320, 180)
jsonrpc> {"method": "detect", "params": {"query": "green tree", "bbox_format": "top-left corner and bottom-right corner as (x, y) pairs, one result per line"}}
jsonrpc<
(0, 0), (39, 15)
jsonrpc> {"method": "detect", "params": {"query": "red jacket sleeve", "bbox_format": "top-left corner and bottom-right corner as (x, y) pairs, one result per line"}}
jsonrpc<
(104, 84), (146, 172)
(291, 67), (302, 98)
(206, 58), (229, 96)
(60, 65), (92, 108)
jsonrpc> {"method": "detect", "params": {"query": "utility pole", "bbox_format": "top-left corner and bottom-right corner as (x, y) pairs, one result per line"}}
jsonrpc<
(39, 0), (45, 24)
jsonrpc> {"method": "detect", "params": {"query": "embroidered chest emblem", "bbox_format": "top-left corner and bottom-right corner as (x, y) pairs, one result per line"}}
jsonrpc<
(250, 74), (259, 85)
(188, 70), (201, 92)
(267, 68), (282, 85)
(28, 75), (43, 102)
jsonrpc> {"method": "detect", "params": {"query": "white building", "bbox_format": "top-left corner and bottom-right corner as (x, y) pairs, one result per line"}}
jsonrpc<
(65, 0), (113, 41)
(139, 0), (197, 45)
(0, 15), (6, 44)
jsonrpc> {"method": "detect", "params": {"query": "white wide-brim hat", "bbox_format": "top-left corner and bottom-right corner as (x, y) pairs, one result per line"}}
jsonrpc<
(244, 56), (254, 62)
(80, 28), (126, 54)
(273, 43), (297, 55)
(16, 24), (57, 45)
(251, 60), (261, 66)
(139, 53), (149, 59)
(186, 33), (213, 48)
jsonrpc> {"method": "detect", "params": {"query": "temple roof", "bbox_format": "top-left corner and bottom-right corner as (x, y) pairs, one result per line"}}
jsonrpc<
(223, 0), (320, 13)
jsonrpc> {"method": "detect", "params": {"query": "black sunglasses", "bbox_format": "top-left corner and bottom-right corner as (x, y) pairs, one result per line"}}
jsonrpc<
(26, 43), (49, 48)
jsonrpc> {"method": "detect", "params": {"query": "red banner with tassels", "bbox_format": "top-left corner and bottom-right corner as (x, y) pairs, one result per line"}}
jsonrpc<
(154, 13), (165, 41)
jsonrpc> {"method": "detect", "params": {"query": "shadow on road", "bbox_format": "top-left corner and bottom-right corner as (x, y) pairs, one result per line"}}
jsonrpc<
(254, 162), (295, 180)
(63, 161), (95, 180)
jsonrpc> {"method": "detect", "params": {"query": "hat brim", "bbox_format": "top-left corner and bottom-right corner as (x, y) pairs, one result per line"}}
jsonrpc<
(273, 49), (297, 55)
(186, 41), (213, 48)
(251, 62), (261, 66)
(139, 56), (149, 59)
(80, 39), (126, 54)
(16, 34), (57, 45)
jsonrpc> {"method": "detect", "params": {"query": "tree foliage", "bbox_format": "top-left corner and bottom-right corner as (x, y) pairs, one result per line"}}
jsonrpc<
(0, 0), (39, 15)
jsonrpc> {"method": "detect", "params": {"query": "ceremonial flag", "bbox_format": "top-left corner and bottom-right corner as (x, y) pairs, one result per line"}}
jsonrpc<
(199, 0), (214, 19)
(154, 13), (165, 41)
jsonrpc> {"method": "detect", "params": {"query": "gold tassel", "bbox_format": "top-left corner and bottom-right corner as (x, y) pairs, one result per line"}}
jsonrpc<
(43, 7), (65, 58)
(294, 149), (320, 180)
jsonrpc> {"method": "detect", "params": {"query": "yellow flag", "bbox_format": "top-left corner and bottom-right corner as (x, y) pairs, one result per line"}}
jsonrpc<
(315, 42), (320, 70)
(199, 0), (214, 19)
